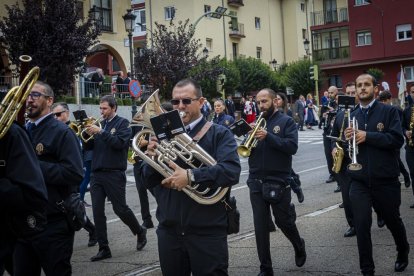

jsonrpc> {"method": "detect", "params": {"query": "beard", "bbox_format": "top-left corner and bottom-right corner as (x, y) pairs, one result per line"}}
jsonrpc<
(261, 105), (275, 119)
(26, 105), (42, 119)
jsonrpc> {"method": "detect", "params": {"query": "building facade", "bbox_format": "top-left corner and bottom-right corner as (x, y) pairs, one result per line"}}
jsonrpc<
(310, 0), (414, 96)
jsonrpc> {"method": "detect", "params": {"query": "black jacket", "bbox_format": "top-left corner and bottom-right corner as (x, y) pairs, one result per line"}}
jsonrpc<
(348, 101), (404, 183)
(29, 115), (83, 216)
(248, 110), (298, 180)
(92, 115), (131, 172)
(142, 119), (241, 235)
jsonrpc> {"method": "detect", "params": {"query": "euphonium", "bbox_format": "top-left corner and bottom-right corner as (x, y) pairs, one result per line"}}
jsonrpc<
(0, 56), (39, 139)
(237, 112), (266, 158)
(408, 107), (414, 147)
(69, 122), (81, 136)
(347, 116), (362, 171)
(80, 117), (104, 143)
(131, 90), (228, 205)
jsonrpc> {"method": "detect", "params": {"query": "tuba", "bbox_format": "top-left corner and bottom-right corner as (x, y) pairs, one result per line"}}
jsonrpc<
(0, 56), (40, 139)
(237, 112), (266, 158)
(131, 90), (228, 205)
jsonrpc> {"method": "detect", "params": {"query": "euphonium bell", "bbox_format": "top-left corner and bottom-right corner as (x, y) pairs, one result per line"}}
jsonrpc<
(237, 112), (266, 158)
(69, 122), (81, 136)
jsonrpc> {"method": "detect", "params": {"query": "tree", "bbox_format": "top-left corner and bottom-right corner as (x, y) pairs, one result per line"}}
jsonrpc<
(0, 0), (101, 95)
(366, 68), (384, 82)
(135, 19), (221, 100)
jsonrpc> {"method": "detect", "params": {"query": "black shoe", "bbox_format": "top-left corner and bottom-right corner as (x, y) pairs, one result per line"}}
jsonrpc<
(294, 238), (307, 267)
(296, 189), (304, 203)
(136, 227), (147, 251)
(410, 203), (414, 209)
(404, 175), (411, 188)
(377, 218), (385, 228)
(334, 185), (341, 193)
(88, 232), (98, 247)
(344, 227), (356, 238)
(257, 271), (273, 276)
(142, 220), (154, 229)
(269, 222), (277, 232)
(90, 247), (112, 262)
(362, 272), (374, 276)
(339, 203), (344, 208)
(325, 176), (335, 183)
(395, 247), (409, 272)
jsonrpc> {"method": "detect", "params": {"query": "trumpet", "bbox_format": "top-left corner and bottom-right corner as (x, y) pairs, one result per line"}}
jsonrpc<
(80, 116), (104, 143)
(237, 112), (266, 158)
(347, 116), (362, 171)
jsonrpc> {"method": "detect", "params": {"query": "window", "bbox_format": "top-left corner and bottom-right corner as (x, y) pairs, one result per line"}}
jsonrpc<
(204, 5), (211, 17)
(396, 24), (412, 41)
(164, 6), (175, 20)
(300, 3), (305, 12)
(93, 0), (112, 31)
(255, 17), (261, 29)
(329, 75), (342, 88)
(256, 47), (262, 59)
(356, 31), (371, 46)
(405, 66), (414, 82)
(134, 9), (146, 33)
(206, 38), (213, 52)
(232, 43), (238, 59)
(302, 29), (307, 40)
(355, 0), (370, 6)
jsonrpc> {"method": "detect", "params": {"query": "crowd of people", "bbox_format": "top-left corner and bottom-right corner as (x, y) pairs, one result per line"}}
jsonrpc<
(1, 74), (413, 276)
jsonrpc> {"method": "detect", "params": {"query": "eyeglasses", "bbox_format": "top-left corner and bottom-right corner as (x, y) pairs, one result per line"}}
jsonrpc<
(170, 98), (199, 105)
(28, 91), (49, 100)
(54, 110), (67, 117)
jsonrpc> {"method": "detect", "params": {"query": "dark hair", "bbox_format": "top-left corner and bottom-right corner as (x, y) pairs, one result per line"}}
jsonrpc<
(100, 95), (117, 110)
(161, 102), (173, 111)
(174, 78), (202, 98)
(378, 90), (392, 102)
(35, 81), (54, 98)
(345, 82), (355, 88)
(52, 102), (69, 111)
(276, 92), (288, 113)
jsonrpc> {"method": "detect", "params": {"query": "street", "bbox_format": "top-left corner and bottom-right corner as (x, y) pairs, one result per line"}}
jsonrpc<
(72, 128), (414, 276)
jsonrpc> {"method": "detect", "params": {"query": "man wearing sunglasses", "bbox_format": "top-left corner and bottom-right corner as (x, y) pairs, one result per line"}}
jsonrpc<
(13, 81), (84, 275)
(143, 79), (241, 275)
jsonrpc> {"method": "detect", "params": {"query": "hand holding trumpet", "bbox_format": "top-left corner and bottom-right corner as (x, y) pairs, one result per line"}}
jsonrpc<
(345, 125), (366, 145)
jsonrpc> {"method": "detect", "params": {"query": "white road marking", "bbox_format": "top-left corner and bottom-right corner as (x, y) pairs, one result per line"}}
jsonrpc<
(304, 203), (341, 217)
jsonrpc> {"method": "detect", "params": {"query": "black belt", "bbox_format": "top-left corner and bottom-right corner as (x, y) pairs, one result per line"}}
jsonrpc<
(95, 169), (123, 172)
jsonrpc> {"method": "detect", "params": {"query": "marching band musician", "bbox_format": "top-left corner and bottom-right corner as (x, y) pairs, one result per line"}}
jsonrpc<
(330, 86), (356, 238)
(323, 86), (338, 186)
(402, 85), (414, 208)
(345, 74), (410, 275)
(212, 98), (235, 129)
(86, 95), (147, 262)
(142, 79), (241, 275)
(14, 81), (84, 275)
(247, 88), (306, 276)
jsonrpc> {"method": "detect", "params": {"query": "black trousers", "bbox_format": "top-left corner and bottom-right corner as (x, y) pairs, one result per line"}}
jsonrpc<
(247, 179), (302, 274)
(335, 166), (353, 227)
(157, 228), (228, 276)
(13, 217), (74, 276)
(405, 146), (414, 196)
(323, 135), (334, 177)
(0, 235), (15, 275)
(91, 171), (142, 248)
(133, 162), (153, 222)
(297, 115), (304, 130)
(349, 179), (409, 274)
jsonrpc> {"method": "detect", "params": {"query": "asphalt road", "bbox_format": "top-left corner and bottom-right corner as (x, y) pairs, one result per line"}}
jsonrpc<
(71, 128), (414, 276)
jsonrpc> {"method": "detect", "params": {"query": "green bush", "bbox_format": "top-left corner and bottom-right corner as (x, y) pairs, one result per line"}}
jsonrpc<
(123, 98), (132, 106)
(81, 97), (99, 104)
(65, 96), (76, 104)
(116, 98), (123, 106)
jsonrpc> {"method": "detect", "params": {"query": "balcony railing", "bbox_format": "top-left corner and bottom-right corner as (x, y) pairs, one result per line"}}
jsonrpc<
(229, 23), (245, 38)
(0, 75), (19, 93)
(313, 46), (350, 64)
(228, 0), (244, 7)
(311, 7), (348, 27)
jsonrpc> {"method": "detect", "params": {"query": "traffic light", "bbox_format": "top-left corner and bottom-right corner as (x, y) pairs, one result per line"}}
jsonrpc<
(228, 16), (238, 31)
(309, 65), (318, 81)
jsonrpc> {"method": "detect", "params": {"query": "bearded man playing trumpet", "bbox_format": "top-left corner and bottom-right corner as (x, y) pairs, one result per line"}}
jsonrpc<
(344, 74), (409, 275)
(142, 79), (241, 276)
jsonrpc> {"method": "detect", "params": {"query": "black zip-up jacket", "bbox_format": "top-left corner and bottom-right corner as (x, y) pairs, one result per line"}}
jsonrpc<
(348, 101), (403, 183)
(142, 119), (241, 235)
(401, 106), (414, 146)
(248, 110), (298, 180)
(92, 115), (131, 172)
(30, 115), (83, 216)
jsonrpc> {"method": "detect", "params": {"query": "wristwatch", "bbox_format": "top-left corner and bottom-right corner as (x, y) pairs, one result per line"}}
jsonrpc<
(187, 169), (195, 183)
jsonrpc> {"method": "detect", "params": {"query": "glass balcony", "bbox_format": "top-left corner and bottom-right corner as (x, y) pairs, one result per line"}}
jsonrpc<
(313, 46), (350, 64)
(228, 0), (244, 7)
(311, 7), (348, 27)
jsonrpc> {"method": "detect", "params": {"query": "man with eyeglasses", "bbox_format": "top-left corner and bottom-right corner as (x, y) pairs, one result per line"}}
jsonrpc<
(142, 78), (241, 275)
(51, 102), (98, 247)
(85, 95), (147, 262)
(13, 81), (84, 275)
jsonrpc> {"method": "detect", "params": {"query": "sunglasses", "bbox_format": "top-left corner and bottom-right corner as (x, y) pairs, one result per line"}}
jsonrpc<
(54, 110), (67, 117)
(28, 91), (49, 100)
(170, 98), (199, 105)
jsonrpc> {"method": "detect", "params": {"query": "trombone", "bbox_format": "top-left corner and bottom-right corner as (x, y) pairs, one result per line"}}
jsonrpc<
(237, 112), (266, 158)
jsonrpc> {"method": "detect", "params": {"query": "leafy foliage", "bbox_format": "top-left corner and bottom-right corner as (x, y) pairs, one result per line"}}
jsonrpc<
(135, 19), (222, 100)
(0, 0), (101, 95)
(233, 57), (275, 94)
(366, 68), (384, 82)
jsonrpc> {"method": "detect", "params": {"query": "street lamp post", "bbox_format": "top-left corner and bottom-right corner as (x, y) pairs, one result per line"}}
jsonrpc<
(203, 47), (209, 58)
(123, 9), (137, 118)
(270, 59), (278, 71)
(303, 38), (310, 57)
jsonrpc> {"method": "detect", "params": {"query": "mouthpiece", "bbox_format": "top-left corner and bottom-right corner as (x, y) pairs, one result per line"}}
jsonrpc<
(179, 111), (185, 118)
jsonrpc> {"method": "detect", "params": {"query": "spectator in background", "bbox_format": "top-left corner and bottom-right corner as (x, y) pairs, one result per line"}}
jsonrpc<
(123, 72), (131, 87)
(116, 72), (125, 93)
(212, 98), (235, 129)
(91, 68), (105, 98)
(201, 98), (212, 120)
(245, 95), (257, 124)
(225, 95), (236, 119)
(319, 91), (329, 129)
